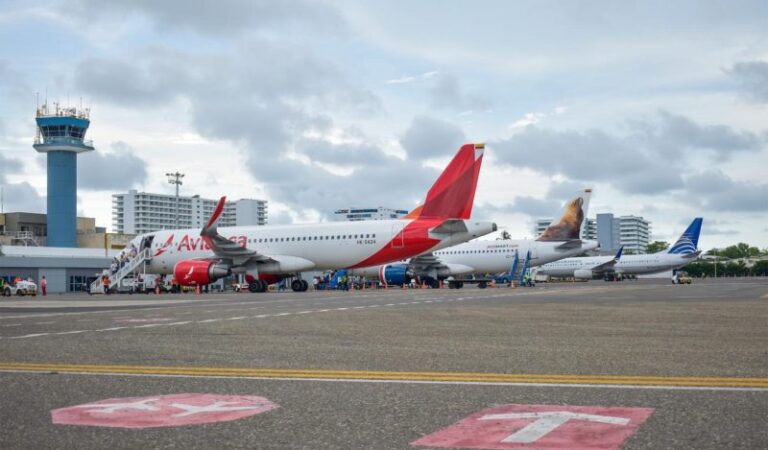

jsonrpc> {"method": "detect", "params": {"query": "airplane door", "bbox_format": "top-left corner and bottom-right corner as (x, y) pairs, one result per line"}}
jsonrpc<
(391, 224), (404, 249)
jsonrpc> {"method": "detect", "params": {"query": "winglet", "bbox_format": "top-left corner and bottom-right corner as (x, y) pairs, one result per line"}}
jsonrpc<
(406, 143), (485, 220)
(202, 196), (227, 235)
(614, 246), (624, 261)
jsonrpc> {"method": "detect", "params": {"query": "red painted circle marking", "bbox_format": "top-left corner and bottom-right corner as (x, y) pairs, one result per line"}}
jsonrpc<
(412, 403), (654, 450)
(51, 394), (278, 428)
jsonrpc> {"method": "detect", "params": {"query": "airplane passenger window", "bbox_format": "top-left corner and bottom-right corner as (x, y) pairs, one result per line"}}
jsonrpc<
(372, 234), (376, 238)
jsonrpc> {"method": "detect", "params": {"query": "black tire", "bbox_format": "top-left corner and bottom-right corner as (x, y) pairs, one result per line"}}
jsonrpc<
(300, 280), (309, 291)
(17, 289), (25, 296)
(456, 281), (464, 289)
(428, 279), (440, 289)
(291, 279), (303, 292)
(248, 280), (264, 293)
(3, 288), (10, 297)
(478, 281), (487, 289)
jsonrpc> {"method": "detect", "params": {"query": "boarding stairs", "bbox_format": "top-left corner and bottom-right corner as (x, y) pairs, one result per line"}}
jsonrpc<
(90, 248), (152, 294)
(508, 249), (532, 287)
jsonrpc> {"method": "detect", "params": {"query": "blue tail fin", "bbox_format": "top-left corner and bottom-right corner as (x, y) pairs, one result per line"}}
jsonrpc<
(667, 218), (703, 255)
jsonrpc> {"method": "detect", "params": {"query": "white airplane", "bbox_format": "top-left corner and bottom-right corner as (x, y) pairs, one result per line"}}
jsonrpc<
(350, 189), (598, 287)
(124, 143), (496, 292)
(536, 218), (703, 280)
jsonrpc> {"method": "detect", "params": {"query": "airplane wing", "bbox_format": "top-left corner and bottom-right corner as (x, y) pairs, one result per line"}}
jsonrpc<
(408, 253), (446, 273)
(200, 197), (275, 266)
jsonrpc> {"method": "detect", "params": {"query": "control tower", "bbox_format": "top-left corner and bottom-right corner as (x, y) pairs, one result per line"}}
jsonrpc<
(33, 102), (94, 247)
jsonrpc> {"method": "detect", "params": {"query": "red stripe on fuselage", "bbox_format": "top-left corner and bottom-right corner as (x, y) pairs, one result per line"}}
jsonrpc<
(348, 218), (442, 268)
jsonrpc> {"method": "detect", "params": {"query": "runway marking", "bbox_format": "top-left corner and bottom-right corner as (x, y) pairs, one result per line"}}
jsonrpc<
(1, 286), (750, 340)
(0, 292), (651, 339)
(413, 404), (653, 449)
(35, 321), (56, 325)
(2, 323), (22, 327)
(1, 363), (767, 391)
(51, 394), (279, 429)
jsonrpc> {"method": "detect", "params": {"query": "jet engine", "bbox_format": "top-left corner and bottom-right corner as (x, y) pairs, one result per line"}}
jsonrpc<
(378, 264), (410, 285)
(174, 260), (231, 286)
(573, 269), (598, 280)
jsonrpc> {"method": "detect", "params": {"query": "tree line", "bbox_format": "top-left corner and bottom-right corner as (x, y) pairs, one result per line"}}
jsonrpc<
(642, 241), (768, 277)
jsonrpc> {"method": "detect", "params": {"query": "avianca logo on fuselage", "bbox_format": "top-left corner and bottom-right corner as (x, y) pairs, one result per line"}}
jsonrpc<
(154, 234), (175, 257)
(157, 234), (250, 255)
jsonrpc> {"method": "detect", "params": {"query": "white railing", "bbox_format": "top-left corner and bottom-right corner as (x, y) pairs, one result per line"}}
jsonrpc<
(90, 248), (152, 294)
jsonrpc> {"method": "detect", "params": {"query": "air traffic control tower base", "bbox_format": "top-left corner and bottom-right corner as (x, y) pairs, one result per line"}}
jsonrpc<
(33, 103), (94, 248)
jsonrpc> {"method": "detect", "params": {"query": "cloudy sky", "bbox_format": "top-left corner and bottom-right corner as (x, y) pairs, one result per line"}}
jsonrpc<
(1, 0), (766, 249)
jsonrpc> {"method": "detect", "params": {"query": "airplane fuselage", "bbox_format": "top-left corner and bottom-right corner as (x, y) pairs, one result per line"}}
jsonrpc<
(433, 238), (599, 274)
(537, 253), (695, 278)
(135, 219), (495, 276)
(351, 238), (598, 278)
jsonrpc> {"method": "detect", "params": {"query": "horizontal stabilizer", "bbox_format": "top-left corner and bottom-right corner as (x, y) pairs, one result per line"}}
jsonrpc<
(429, 219), (469, 235)
(555, 239), (583, 250)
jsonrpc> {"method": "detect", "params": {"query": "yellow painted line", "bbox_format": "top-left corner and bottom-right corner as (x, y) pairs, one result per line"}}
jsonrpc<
(1, 363), (767, 388)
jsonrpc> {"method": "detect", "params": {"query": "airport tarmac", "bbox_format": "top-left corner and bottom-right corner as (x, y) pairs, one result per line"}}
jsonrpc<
(1, 279), (766, 449)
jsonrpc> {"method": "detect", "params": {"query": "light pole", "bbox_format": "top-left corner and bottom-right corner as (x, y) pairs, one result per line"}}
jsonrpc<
(165, 172), (185, 228)
(713, 249), (717, 278)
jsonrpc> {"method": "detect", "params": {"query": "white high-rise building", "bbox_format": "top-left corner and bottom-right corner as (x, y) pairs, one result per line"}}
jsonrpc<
(112, 190), (267, 234)
(332, 207), (409, 221)
(596, 213), (651, 253)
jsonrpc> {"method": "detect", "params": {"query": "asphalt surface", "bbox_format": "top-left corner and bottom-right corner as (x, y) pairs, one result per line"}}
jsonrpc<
(1, 279), (767, 449)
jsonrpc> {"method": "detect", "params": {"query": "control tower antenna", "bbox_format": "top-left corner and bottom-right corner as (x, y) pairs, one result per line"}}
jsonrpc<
(166, 171), (185, 228)
(33, 99), (94, 247)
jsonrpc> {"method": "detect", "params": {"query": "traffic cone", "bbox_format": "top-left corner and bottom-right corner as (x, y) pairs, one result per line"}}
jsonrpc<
(421, 280), (426, 289)
(155, 285), (160, 295)
(195, 284), (201, 295)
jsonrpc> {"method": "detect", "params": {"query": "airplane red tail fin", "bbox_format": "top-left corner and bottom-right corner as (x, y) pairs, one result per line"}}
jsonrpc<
(408, 143), (485, 220)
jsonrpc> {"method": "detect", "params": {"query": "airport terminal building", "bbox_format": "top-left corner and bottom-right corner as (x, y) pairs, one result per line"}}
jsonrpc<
(0, 245), (116, 294)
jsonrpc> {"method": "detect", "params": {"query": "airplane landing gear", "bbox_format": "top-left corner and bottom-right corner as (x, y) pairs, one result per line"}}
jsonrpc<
(291, 279), (309, 292)
(248, 280), (267, 293)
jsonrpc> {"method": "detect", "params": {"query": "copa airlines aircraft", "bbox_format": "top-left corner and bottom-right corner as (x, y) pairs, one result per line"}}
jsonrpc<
(536, 218), (703, 279)
(350, 189), (598, 286)
(126, 143), (496, 292)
